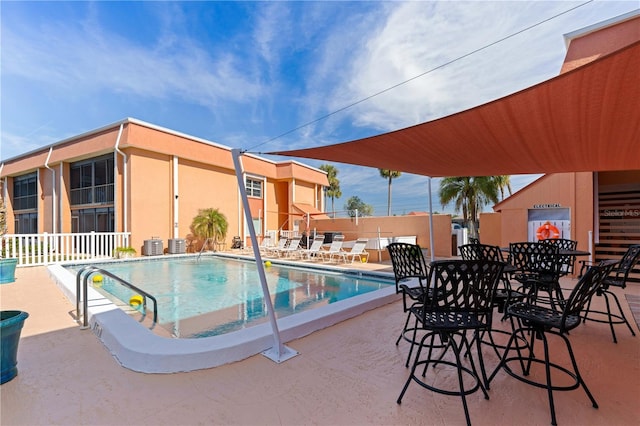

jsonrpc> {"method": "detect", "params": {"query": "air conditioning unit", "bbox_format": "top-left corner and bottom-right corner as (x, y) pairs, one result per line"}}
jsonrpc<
(168, 238), (186, 254)
(143, 239), (163, 256)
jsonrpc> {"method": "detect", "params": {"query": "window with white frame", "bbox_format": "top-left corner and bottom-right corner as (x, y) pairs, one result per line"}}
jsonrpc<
(246, 177), (262, 198)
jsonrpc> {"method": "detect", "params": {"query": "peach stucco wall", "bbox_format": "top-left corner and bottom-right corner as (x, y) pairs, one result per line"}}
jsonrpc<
(308, 214), (452, 259)
(493, 172), (594, 252)
(178, 157), (241, 243)
(478, 213), (502, 247)
(127, 148), (173, 252)
(561, 14), (640, 73)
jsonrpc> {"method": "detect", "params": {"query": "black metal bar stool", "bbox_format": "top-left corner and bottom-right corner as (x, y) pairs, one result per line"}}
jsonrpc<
(488, 261), (616, 426)
(397, 260), (504, 426)
(580, 244), (640, 343)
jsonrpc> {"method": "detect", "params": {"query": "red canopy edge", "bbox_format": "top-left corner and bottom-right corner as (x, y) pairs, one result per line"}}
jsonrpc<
(267, 41), (640, 177)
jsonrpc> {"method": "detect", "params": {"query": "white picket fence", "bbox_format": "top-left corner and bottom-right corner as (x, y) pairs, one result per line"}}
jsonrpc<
(2, 232), (131, 266)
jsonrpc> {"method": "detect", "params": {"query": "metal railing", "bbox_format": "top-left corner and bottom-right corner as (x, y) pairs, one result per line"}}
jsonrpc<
(2, 231), (131, 266)
(75, 265), (158, 330)
(70, 184), (114, 205)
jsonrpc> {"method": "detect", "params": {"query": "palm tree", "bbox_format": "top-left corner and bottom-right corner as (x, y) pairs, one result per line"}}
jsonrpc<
(379, 169), (402, 216)
(319, 164), (341, 218)
(439, 177), (499, 238)
(191, 208), (228, 251)
(493, 175), (512, 200)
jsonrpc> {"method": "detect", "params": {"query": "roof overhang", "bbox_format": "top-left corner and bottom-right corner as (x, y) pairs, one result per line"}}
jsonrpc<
(291, 203), (331, 219)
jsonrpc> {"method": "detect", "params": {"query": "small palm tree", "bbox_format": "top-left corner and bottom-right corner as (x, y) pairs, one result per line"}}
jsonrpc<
(191, 208), (228, 251)
(379, 169), (402, 216)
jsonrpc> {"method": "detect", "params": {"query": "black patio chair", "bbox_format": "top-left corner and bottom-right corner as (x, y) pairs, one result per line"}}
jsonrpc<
(387, 243), (431, 365)
(488, 261), (616, 426)
(397, 259), (504, 426)
(460, 243), (526, 314)
(581, 244), (640, 343)
(459, 243), (528, 356)
(541, 238), (578, 276)
(508, 242), (563, 309)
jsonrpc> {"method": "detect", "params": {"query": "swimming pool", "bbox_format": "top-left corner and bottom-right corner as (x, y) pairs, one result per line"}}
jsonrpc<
(48, 253), (399, 373)
(65, 256), (393, 338)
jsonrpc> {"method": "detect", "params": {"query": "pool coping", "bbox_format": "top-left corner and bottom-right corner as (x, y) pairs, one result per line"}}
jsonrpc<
(47, 254), (400, 373)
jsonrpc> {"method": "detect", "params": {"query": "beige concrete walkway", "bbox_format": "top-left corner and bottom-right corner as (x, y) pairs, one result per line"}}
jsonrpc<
(1, 264), (639, 425)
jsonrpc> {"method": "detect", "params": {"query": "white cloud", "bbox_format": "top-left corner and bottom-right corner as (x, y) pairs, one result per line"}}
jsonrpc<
(329, 1), (579, 133)
(2, 12), (262, 111)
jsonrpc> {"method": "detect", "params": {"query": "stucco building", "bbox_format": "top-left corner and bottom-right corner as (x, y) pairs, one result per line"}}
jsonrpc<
(1, 118), (328, 253)
(480, 11), (640, 280)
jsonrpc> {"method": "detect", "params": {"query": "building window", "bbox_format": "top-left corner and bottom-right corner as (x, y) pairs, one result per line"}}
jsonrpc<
(70, 156), (114, 205)
(13, 173), (37, 211)
(244, 217), (262, 235)
(12, 173), (38, 234)
(71, 208), (114, 233)
(14, 213), (38, 234)
(246, 178), (262, 198)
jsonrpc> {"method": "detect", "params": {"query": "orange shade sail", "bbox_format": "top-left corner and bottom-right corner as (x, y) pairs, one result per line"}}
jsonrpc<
(268, 41), (640, 177)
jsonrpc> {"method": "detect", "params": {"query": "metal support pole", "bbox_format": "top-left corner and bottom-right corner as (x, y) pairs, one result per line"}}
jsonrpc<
(231, 149), (298, 363)
(428, 177), (435, 262)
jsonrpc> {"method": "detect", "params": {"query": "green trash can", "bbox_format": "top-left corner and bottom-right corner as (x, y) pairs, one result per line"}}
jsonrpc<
(1, 310), (29, 384)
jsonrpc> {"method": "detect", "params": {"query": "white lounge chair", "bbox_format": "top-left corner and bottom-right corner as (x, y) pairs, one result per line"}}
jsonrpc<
(275, 237), (302, 258)
(332, 238), (369, 263)
(255, 235), (272, 255)
(295, 235), (325, 260)
(264, 237), (287, 257)
(319, 235), (345, 262)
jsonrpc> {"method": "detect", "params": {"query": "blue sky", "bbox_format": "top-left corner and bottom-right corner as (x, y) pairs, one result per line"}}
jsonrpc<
(1, 1), (637, 216)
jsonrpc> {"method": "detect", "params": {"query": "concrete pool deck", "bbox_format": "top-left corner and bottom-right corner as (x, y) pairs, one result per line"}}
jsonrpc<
(1, 261), (639, 425)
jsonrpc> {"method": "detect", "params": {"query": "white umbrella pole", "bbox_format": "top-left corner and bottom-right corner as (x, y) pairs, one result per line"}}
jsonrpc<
(231, 149), (298, 363)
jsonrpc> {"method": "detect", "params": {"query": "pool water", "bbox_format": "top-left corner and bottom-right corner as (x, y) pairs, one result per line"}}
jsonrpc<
(67, 257), (392, 338)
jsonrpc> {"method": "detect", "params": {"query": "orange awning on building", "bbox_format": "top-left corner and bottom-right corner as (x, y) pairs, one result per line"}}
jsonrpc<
(267, 41), (640, 177)
(292, 203), (331, 219)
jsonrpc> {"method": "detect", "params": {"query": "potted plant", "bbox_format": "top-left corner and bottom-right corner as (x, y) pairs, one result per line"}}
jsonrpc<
(1, 310), (29, 384)
(0, 196), (18, 284)
(113, 246), (137, 259)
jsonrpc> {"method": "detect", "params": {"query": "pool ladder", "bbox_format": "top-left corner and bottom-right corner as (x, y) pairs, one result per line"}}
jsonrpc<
(75, 265), (158, 330)
(196, 237), (215, 261)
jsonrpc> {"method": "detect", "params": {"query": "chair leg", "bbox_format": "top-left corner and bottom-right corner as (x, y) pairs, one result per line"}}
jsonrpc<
(405, 315), (420, 367)
(538, 331), (560, 426)
(473, 328), (492, 391)
(420, 332), (451, 378)
(488, 327), (518, 385)
(559, 332), (598, 410)
(451, 335), (474, 426)
(603, 292), (619, 344)
(582, 296), (595, 324)
(605, 290), (636, 343)
(397, 331), (430, 403)
(396, 311), (412, 346)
